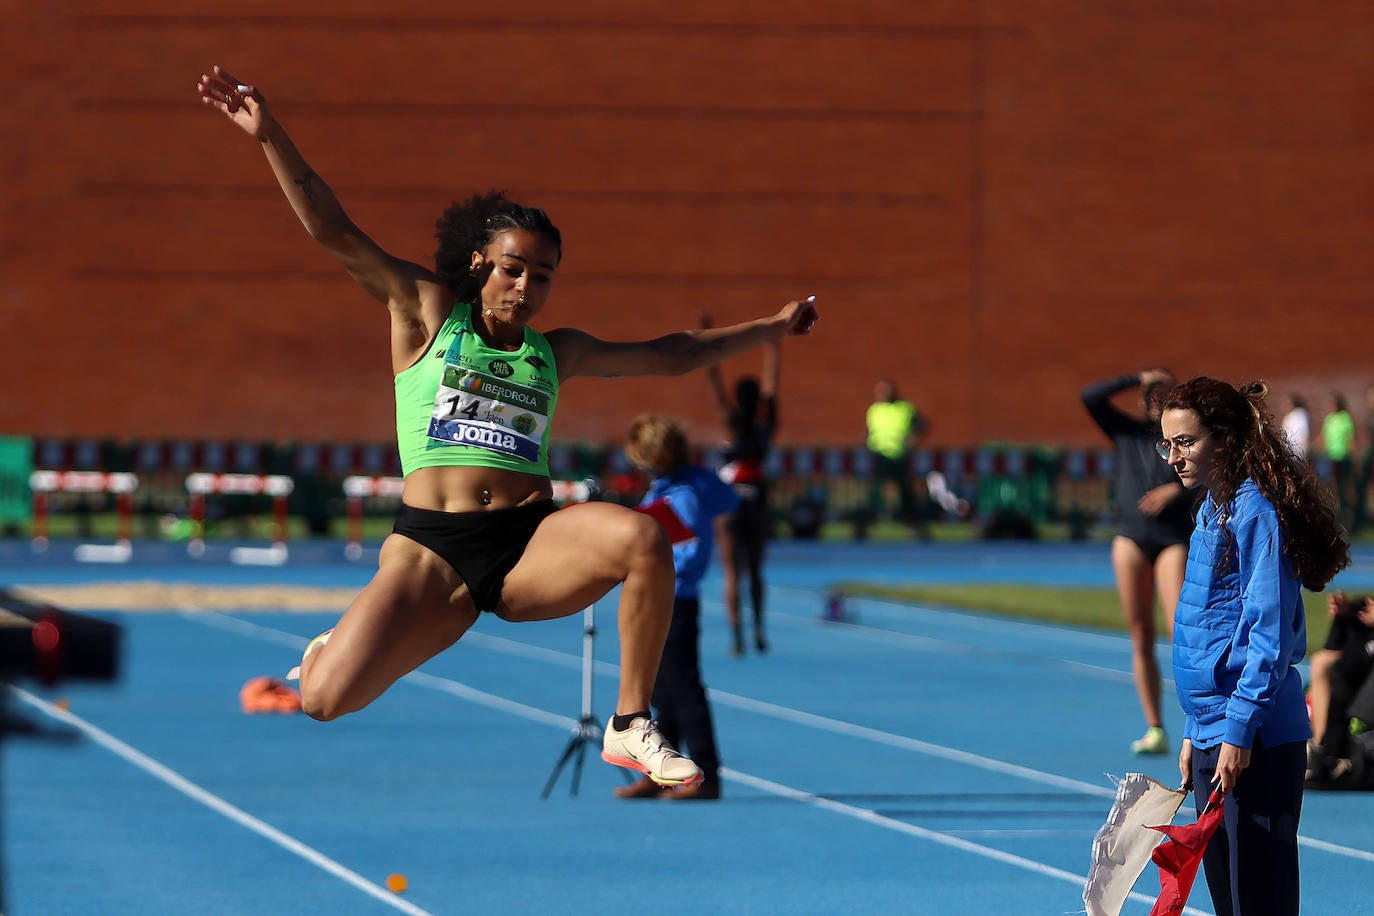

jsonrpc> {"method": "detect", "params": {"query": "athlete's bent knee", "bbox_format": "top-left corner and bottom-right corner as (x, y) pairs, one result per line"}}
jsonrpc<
(629, 512), (672, 564)
(599, 509), (671, 571)
(299, 673), (357, 722)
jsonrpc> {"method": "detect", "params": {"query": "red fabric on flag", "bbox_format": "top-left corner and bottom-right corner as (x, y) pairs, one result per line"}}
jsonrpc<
(1147, 791), (1225, 915)
(635, 499), (696, 544)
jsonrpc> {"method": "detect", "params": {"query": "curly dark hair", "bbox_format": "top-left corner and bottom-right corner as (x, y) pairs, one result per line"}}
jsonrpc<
(433, 191), (563, 302)
(1163, 376), (1349, 591)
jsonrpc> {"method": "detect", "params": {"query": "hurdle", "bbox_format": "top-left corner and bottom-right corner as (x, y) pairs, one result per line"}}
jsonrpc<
(551, 479), (593, 504)
(29, 470), (139, 562)
(185, 472), (294, 564)
(342, 475), (405, 560)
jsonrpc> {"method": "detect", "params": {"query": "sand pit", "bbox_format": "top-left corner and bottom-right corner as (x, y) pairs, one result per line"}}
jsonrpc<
(10, 582), (356, 612)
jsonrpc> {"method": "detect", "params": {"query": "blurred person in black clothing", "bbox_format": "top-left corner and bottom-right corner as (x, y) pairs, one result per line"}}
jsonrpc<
(706, 318), (780, 656)
(1082, 368), (1195, 755)
(1306, 591), (1374, 788)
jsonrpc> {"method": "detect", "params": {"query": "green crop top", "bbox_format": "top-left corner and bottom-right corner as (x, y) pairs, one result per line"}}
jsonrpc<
(394, 303), (560, 477)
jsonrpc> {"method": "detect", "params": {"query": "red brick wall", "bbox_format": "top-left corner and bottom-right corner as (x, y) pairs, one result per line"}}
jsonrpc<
(3, 2), (1371, 450)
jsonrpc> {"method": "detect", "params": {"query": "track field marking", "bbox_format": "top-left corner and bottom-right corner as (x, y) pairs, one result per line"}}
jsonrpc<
(137, 616), (1208, 910)
(772, 587), (1133, 649)
(180, 607), (576, 730)
(763, 588), (1179, 682)
(7, 686), (439, 916)
(715, 770), (1209, 914)
(763, 606), (1156, 686)
(182, 609), (1374, 865)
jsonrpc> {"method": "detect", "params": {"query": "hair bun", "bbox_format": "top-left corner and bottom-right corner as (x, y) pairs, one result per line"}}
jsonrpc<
(1241, 380), (1269, 402)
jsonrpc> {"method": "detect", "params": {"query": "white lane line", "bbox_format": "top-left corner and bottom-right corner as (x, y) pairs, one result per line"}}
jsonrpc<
(775, 587), (1134, 649)
(463, 627), (1374, 865)
(718, 768), (1213, 916)
(182, 610), (1374, 865)
(85, 615), (1200, 910)
(710, 689), (1114, 797)
(765, 608), (1153, 687)
(1299, 835), (1374, 862)
(727, 605), (1374, 864)
(749, 592), (1186, 690)
(763, 588), (1310, 683)
(181, 606), (311, 649)
(6, 686), (437, 916)
(452, 628), (1136, 783)
(399, 668), (574, 730)
(178, 608), (576, 730)
(459, 629), (1116, 795)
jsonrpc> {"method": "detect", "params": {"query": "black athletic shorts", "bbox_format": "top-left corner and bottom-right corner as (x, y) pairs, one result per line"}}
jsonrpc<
(392, 500), (559, 613)
(1118, 532), (1189, 564)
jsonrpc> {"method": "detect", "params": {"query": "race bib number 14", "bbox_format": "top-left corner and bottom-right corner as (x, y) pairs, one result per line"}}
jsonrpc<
(427, 363), (550, 462)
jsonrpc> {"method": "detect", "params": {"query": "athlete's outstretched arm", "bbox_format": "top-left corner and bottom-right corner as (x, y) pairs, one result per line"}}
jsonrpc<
(550, 297), (818, 381)
(196, 66), (433, 311)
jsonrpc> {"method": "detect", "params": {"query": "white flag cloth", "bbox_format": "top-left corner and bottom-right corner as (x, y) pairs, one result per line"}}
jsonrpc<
(1082, 773), (1188, 916)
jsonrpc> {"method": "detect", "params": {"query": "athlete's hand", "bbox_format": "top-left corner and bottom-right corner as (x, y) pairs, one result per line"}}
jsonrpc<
(197, 65), (273, 140)
(1328, 590), (1350, 619)
(1138, 483), (1181, 517)
(1359, 598), (1374, 628)
(775, 296), (819, 337)
(1178, 738), (1192, 788)
(1140, 368), (1175, 389)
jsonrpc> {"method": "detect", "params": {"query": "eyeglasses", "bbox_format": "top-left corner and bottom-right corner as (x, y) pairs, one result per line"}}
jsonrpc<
(1155, 434), (1206, 461)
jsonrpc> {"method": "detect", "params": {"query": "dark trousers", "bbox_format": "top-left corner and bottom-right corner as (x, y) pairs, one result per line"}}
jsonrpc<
(1332, 457), (1356, 529)
(1358, 450), (1374, 531)
(1189, 740), (1305, 916)
(867, 452), (918, 522)
(651, 597), (720, 782)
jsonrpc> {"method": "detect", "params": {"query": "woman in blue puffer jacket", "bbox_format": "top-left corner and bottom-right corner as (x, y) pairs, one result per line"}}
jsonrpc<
(1159, 377), (1349, 916)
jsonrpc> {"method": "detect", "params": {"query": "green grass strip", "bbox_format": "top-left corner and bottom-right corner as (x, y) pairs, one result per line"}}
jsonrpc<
(833, 582), (1335, 658)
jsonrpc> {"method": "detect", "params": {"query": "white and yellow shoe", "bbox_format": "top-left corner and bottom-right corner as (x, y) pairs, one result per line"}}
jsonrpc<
(285, 628), (334, 681)
(601, 716), (703, 787)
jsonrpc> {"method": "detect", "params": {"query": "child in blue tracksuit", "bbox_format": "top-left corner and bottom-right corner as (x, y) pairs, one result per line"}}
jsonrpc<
(1160, 378), (1350, 916)
(615, 415), (739, 800)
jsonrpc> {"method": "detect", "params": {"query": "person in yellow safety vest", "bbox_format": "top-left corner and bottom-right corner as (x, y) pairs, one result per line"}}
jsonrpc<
(864, 379), (925, 536)
(1320, 391), (1357, 529)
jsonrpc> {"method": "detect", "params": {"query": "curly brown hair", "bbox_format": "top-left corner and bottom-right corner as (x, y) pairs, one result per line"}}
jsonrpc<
(433, 191), (562, 302)
(1163, 376), (1349, 591)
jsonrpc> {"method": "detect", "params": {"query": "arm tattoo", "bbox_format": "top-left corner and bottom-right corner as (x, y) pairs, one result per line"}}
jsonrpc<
(649, 334), (726, 359)
(645, 332), (728, 373)
(294, 170), (322, 205)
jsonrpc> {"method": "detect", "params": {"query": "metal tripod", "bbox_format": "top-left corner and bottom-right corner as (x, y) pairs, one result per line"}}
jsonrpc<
(542, 603), (626, 797)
